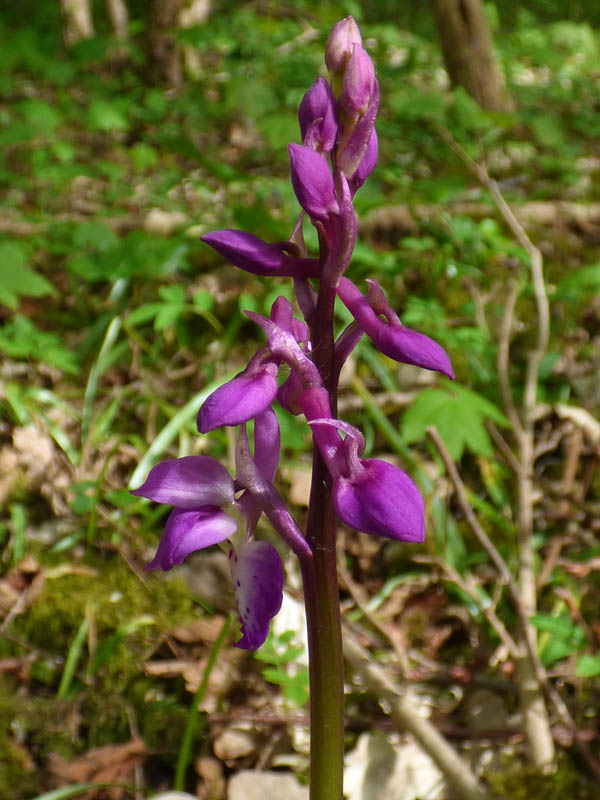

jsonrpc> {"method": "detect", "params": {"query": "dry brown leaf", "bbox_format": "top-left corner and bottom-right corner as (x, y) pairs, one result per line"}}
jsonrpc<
(13, 425), (56, 489)
(0, 445), (19, 505)
(0, 556), (43, 622)
(171, 615), (227, 643)
(281, 468), (312, 507)
(48, 737), (147, 799)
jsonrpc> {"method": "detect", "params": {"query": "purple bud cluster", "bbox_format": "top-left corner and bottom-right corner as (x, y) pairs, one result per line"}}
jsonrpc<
(132, 17), (454, 649)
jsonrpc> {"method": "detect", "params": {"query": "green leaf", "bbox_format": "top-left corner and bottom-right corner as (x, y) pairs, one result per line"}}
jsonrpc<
(57, 617), (89, 699)
(530, 613), (578, 638)
(127, 303), (164, 327)
(557, 261), (600, 295)
(19, 98), (61, 133)
(31, 784), (98, 800)
(130, 142), (159, 169)
(90, 615), (155, 674)
(0, 316), (78, 373)
(154, 302), (183, 331)
(158, 284), (186, 305)
(193, 289), (214, 312)
(86, 99), (129, 132)
(402, 383), (508, 459)
(576, 654), (600, 678)
(0, 242), (55, 308)
(539, 637), (577, 667)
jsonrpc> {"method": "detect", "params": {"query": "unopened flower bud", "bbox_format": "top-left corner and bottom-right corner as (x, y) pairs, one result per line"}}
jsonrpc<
(325, 16), (362, 74)
(340, 44), (375, 114)
(351, 128), (378, 192)
(298, 77), (338, 152)
(288, 143), (339, 222)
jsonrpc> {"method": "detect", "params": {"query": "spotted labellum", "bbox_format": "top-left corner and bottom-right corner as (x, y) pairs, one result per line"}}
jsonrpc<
(131, 17), (453, 650)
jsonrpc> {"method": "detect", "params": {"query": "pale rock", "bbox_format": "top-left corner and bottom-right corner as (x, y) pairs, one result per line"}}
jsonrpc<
(213, 726), (256, 760)
(228, 770), (308, 800)
(144, 208), (189, 236)
(344, 731), (444, 800)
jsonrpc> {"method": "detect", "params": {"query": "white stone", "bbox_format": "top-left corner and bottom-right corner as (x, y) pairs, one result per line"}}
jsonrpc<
(228, 770), (308, 800)
(344, 731), (444, 800)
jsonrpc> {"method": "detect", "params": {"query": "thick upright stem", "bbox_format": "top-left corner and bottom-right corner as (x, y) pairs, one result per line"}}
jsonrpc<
(302, 456), (345, 800)
(301, 275), (345, 800)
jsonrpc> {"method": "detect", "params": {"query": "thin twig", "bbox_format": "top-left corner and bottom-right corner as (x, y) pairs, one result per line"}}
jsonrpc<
(426, 425), (600, 780)
(486, 420), (521, 475)
(414, 554), (519, 656)
(337, 533), (410, 676)
(343, 628), (494, 800)
(497, 278), (524, 439)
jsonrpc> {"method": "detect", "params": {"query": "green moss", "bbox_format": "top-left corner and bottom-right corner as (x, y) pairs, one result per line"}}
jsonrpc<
(18, 558), (194, 653)
(0, 559), (204, 796)
(485, 753), (597, 800)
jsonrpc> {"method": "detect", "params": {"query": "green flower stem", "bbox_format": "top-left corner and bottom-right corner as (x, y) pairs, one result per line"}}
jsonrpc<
(300, 275), (344, 800)
(301, 452), (344, 800)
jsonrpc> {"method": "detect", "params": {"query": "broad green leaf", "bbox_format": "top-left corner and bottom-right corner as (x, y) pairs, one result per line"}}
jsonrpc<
(193, 289), (214, 312)
(86, 99), (129, 132)
(0, 242), (55, 308)
(530, 613), (579, 639)
(576, 654), (600, 678)
(154, 302), (183, 331)
(0, 316), (78, 373)
(401, 384), (508, 460)
(539, 637), (577, 667)
(158, 284), (186, 305)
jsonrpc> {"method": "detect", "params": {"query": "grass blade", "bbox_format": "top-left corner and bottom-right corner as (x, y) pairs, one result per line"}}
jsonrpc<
(174, 613), (232, 791)
(57, 617), (89, 700)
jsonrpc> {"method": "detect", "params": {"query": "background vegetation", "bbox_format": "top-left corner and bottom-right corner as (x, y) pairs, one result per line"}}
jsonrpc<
(1, 1), (599, 798)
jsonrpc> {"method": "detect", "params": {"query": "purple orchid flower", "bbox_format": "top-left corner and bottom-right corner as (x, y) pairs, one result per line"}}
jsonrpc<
(131, 417), (285, 650)
(305, 412), (425, 543)
(197, 354), (279, 433)
(337, 276), (455, 378)
(200, 229), (320, 278)
(350, 127), (378, 193)
(340, 44), (375, 115)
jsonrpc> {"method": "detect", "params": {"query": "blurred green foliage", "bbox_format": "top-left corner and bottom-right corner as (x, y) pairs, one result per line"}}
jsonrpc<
(1, 2), (600, 797)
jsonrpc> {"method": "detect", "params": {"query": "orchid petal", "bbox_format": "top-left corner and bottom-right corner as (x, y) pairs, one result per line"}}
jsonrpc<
(253, 407), (280, 482)
(146, 507), (237, 571)
(351, 128), (378, 192)
(333, 459), (425, 542)
(201, 229), (320, 278)
(337, 277), (454, 378)
(230, 540), (284, 650)
(337, 81), (379, 179)
(270, 295), (294, 329)
(276, 371), (304, 415)
(373, 325), (455, 379)
(131, 456), (235, 508)
(198, 362), (279, 433)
